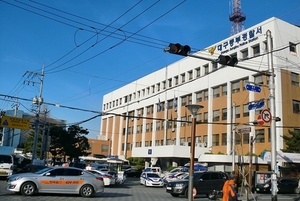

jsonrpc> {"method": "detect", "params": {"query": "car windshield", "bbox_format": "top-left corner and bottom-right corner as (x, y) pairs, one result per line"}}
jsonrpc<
(35, 167), (53, 174)
(147, 173), (160, 178)
(0, 155), (12, 163)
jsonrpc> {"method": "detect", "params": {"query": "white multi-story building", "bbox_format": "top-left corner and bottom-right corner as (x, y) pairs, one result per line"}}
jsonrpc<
(99, 17), (300, 169)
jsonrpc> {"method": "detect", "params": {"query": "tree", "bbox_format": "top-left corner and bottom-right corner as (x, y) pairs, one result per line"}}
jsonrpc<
(22, 129), (42, 156)
(49, 125), (91, 163)
(282, 130), (300, 153)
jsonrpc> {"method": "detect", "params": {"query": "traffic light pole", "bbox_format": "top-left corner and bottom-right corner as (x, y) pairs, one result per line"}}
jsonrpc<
(266, 30), (278, 201)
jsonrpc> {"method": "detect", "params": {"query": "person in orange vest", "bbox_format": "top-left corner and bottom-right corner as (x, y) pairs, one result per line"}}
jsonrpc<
(222, 174), (238, 201)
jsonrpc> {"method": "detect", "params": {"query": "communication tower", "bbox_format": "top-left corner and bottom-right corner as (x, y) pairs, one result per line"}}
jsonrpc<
(229, 0), (246, 35)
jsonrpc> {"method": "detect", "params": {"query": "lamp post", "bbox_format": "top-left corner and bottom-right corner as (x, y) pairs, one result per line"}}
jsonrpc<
(186, 104), (204, 201)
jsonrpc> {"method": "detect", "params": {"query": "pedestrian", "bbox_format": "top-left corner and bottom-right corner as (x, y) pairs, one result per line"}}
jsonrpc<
(222, 174), (238, 201)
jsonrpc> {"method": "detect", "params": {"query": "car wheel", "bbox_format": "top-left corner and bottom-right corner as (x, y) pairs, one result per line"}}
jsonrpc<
(20, 182), (36, 196)
(294, 187), (300, 194)
(171, 193), (179, 197)
(184, 188), (189, 198)
(80, 184), (94, 197)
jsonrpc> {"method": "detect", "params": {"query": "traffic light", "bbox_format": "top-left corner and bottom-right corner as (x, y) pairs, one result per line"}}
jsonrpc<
(216, 55), (238, 66)
(164, 43), (191, 56)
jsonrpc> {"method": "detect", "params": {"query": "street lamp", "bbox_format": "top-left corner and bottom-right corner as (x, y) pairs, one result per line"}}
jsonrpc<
(186, 104), (204, 201)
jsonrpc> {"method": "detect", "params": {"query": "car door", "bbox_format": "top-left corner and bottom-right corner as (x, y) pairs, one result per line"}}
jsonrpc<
(195, 172), (211, 194)
(39, 168), (65, 193)
(63, 168), (84, 193)
(210, 172), (224, 192)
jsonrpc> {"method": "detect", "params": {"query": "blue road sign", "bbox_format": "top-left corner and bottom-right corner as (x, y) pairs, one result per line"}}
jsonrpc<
(245, 84), (261, 93)
(248, 101), (265, 110)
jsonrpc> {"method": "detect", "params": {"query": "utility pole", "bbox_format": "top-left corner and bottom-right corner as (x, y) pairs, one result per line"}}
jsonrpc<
(266, 30), (278, 201)
(29, 65), (45, 164)
(40, 108), (49, 160)
(232, 103), (236, 175)
(10, 99), (19, 147)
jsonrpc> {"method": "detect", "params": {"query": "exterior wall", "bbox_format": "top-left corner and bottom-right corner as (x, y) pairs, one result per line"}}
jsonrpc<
(88, 139), (110, 158)
(99, 17), (300, 161)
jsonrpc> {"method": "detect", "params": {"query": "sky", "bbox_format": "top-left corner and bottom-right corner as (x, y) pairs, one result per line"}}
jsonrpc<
(1, 0), (300, 139)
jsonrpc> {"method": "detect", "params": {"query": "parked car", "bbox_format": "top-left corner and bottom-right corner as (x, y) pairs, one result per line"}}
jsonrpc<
(6, 166), (104, 197)
(125, 168), (143, 177)
(255, 178), (300, 194)
(13, 164), (47, 174)
(143, 167), (163, 177)
(87, 169), (116, 186)
(163, 172), (188, 186)
(166, 171), (228, 198)
(140, 172), (164, 187)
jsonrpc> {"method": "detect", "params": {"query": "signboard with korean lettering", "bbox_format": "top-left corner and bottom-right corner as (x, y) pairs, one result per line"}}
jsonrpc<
(216, 26), (263, 54)
(0, 116), (30, 130)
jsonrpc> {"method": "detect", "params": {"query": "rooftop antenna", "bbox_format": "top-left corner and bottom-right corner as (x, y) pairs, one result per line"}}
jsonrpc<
(229, 0), (246, 35)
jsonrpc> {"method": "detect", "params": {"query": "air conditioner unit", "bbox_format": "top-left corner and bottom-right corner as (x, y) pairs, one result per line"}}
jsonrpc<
(171, 128), (175, 132)
(131, 118), (134, 121)
(184, 142), (189, 146)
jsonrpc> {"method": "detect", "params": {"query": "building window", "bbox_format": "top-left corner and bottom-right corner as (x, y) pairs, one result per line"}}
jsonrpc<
(168, 78), (172, 88)
(157, 101), (164, 112)
(101, 145), (108, 152)
(255, 129), (265, 143)
(235, 105), (240, 118)
(147, 87), (150, 95)
(241, 48), (248, 59)
(204, 112), (208, 122)
(252, 44), (260, 56)
(204, 64), (209, 75)
(188, 70), (193, 80)
(212, 134), (219, 146)
(222, 108), (227, 120)
(162, 81), (166, 89)
(221, 133), (227, 145)
(195, 67), (200, 77)
(196, 91), (202, 102)
(254, 75), (263, 85)
(181, 116), (187, 127)
(146, 123), (150, 132)
(212, 62), (218, 70)
(213, 86), (220, 98)
(213, 110), (220, 122)
(167, 99), (174, 110)
(187, 94), (192, 105)
(243, 133), (249, 144)
(151, 85), (155, 93)
(203, 135), (208, 145)
(290, 42), (297, 54)
(204, 90), (209, 100)
(196, 113), (202, 122)
(180, 138), (185, 145)
(157, 83), (160, 92)
(168, 121), (172, 129)
(181, 73), (185, 83)
(293, 100), (300, 113)
(243, 104), (249, 117)
(181, 96), (187, 106)
(222, 84), (227, 96)
(142, 89), (145, 97)
(137, 125), (140, 133)
(231, 80), (240, 93)
(156, 121), (160, 131)
(292, 72), (299, 86)
(195, 136), (201, 143)
(145, 141), (149, 147)
(174, 76), (178, 85)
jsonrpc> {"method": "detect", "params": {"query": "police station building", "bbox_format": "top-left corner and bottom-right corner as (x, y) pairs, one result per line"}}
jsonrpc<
(98, 17), (300, 170)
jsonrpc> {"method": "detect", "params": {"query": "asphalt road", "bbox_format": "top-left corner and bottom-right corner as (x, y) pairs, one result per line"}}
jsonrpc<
(1, 176), (300, 201)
